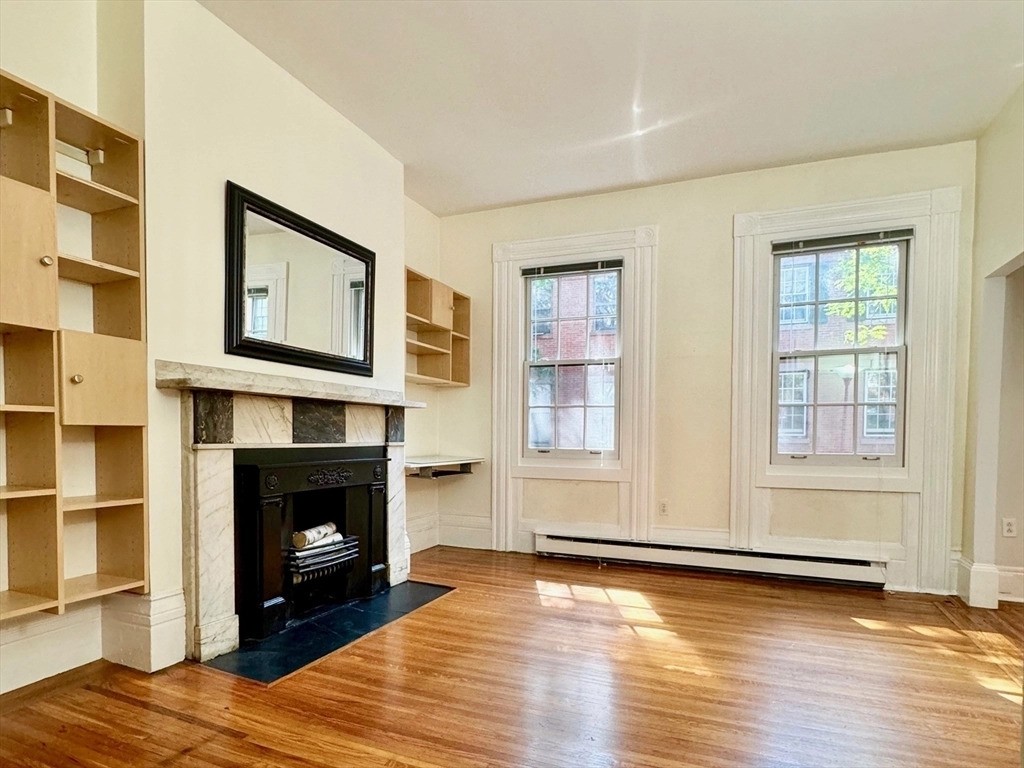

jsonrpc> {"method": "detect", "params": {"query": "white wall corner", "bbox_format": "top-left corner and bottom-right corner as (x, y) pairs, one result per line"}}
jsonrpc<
(957, 558), (1000, 608)
(102, 589), (187, 673)
(998, 566), (1024, 603)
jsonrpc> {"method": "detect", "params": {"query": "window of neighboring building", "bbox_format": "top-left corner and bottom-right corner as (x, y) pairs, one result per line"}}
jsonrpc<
(777, 369), (809, 437)
(778, 261), (814, 325)
(772, 232), (909, 466)
(524, 261), (621, 457)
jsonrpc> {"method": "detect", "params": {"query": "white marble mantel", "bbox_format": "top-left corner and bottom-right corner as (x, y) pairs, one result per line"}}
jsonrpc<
(155, 359), (425, 408)
(164, 361), (416, 662)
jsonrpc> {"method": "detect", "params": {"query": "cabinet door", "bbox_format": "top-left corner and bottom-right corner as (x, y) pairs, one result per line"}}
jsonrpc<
(59, 330), (146, 425)
(429, 280), (454, 330)
(0, 177), (57, 330)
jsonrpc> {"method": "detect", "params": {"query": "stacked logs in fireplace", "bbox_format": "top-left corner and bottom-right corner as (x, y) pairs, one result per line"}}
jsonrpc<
(288, 523), (360, 584)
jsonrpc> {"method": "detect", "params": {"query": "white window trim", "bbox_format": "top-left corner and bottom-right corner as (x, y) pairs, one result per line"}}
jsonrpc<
(492, 227), (658, 552)
(245, 262), (288, 343)
(732, 188), (961, 594)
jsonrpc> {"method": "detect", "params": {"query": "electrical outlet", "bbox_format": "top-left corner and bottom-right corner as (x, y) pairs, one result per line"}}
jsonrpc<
(1002, 518), (1018, 537)
(658, 500), (668, 518)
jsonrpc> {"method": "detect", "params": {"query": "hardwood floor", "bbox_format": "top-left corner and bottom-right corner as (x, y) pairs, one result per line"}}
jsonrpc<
(1, 546), (1021, 767)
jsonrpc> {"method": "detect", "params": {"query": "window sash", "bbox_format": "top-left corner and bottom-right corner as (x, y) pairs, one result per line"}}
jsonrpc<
(771, 239), (908, 467)
(524, 266), (622, 459)
(524, 360), (620, 457)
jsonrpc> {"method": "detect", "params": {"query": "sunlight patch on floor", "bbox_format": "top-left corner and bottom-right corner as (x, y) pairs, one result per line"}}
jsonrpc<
(536, 581), (663, 625)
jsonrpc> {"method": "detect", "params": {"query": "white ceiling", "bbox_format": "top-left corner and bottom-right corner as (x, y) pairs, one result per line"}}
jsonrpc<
(200, 0), (1024, 216)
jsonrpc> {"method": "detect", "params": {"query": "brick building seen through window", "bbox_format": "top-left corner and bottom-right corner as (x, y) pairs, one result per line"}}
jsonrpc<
(526, 266), (620, 455)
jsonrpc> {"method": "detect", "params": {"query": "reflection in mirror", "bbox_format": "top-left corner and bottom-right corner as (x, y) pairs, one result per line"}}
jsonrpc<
(243, 211), (367, 359)
(225, 182), (374, 376)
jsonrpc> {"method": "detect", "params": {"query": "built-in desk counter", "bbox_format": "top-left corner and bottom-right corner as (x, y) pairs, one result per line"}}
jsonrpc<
(406, 455), (485, 479)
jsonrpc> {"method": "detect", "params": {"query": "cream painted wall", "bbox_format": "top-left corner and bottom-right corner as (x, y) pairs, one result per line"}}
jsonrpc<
(523, 480), (619, 527)
(996, 268), (1023, 572)
(963, 86), (1024, 563)
(143, 0), (405, 617)
(0, 0), (97, 111)
(438, 142), (977, 552)
(769, 490), (903, 543)
(97, 0), (144, 136)
(404, 198), (441, 552)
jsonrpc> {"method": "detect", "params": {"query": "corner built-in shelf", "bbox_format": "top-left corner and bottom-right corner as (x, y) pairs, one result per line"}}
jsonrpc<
(58, 253), (139, 284)
(0, 590), (59, 621)
(64, 573), (146, 605)
(405, 267), (471, 387)
(56, 171), (138, 214)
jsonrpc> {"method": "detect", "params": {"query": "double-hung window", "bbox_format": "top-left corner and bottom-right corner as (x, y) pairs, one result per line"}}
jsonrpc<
(524, 260), (621, 458)
(772, 231), (909, 467)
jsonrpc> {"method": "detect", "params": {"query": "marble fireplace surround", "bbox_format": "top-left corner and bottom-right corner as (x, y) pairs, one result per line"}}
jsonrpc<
(155, 360), (425, 661)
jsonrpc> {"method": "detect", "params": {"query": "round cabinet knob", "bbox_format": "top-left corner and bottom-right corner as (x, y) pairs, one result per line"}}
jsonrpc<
(70, 374), (84, 384)
(40, 256), (54, 266)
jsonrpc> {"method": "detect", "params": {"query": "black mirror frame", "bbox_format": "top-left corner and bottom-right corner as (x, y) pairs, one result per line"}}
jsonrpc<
(225, 181), (375, 377)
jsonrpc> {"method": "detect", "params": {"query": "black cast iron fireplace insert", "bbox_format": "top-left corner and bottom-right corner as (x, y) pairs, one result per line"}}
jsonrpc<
(233, 445), (389, 641)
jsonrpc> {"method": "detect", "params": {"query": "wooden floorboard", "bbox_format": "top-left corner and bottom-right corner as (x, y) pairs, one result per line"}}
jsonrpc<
(0, 546), (1021, 767)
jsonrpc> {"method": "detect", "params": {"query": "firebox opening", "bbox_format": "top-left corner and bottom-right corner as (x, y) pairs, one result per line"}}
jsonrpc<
(233, 446), (389, 641)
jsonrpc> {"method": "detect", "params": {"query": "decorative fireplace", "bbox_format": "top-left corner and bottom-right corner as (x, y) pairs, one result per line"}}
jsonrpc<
(233, 446), (389, 640)
(156, 359), (420, 662)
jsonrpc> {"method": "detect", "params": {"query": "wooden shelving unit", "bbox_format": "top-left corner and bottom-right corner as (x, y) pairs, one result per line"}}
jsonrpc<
(405, 267), (471, 387)
(0, 69), (148, 622)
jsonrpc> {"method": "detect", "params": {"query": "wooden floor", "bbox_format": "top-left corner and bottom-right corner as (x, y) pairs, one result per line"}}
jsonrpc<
(1, 547), (1021, 767)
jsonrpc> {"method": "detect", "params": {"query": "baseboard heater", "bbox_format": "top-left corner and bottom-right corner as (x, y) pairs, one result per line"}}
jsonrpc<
(535, 533), (886, 586)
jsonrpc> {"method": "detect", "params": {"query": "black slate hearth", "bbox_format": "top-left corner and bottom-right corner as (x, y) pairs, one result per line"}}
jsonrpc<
(204, 581), (452, 684)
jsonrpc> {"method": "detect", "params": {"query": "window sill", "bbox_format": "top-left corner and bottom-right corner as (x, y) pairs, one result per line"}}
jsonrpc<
(512, 460), (628, 482)
(756, 463), (919, 493)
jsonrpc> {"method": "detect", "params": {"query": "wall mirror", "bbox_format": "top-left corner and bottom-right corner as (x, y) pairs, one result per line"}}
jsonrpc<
(225, 182), (374, 376)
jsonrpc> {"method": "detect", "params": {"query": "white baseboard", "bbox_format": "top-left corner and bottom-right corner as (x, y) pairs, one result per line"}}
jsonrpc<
(439, 524), (491, 549)
(103, 589), (186, 673)
(958, 558), (1000, 608)
(0, 603), (102, 693)
(408, 523), (439, 553)
(998, 566), (1024, 603)
(535, 534), (886, 584)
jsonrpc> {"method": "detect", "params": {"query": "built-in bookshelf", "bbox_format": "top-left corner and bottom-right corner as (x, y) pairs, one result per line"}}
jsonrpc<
(405, 267), (471, 387)
(0, 69), (148, 621)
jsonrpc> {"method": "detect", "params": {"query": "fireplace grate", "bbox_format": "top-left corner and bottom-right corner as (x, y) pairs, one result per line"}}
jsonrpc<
(287, 534), (360, 584)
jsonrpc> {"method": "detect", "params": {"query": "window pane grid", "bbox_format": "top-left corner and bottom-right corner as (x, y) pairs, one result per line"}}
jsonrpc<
(773, 240), (906, 464)
(526, 267), (621, 456)
(526, 361), (617, 452)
